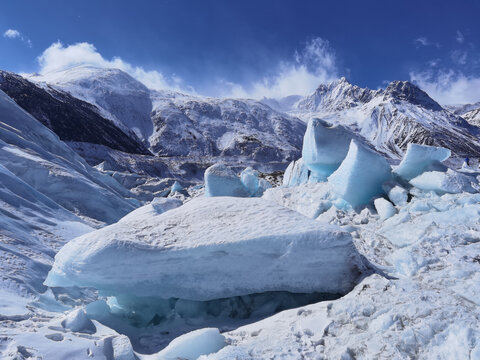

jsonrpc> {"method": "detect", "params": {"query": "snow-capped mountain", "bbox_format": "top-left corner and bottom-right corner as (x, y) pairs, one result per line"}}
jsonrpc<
(0, 70), (149, 155)
(24, 66), (306, 173)
(446, 101), (480, 126)
(28, 66), (155, 143)
(282, 77), (480, 158)
(150, 90), (305, 162)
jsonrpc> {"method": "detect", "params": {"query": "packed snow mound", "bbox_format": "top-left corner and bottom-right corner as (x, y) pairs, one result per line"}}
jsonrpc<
(328, 140), (392, 208)
(61, 308), (95, 333)
(45, 196), (365, 300)
(302, 118), (354, 177)
(283, 158), (310, 187)
(0, 90), (136, 223)
(118, 197), (183, 224)
(157, 328), (226, 360)
(409, 169), (476, 194)
(393, 143), (451, 181)
(204, 164), (249, 197)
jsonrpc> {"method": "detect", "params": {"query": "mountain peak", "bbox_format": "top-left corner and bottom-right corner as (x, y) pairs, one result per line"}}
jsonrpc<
(384, 80), (442, 111)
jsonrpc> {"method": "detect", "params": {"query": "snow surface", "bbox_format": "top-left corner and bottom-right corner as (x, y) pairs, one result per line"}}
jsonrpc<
(203, 190), (480, 360)
(46, 196), (365, 300)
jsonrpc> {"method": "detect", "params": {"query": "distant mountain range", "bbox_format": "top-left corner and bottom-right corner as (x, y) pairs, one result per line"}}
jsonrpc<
(1, 66), (480, 183)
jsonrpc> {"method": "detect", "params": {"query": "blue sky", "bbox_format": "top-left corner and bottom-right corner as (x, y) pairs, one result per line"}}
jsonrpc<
(1, 0), (480, 103)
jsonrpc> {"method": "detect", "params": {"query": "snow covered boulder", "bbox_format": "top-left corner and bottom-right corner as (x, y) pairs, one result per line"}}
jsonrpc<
(328, 140), (392, 208)
(283, 158), (309, 187)
(393, 143), (451, 181)
(61, 308), (95, 333)
(410, 169), (476, 194)
(204, 164), (248, 197)
(159, 328), (226, 360)
(45, 197), (365, 301)
(302, 118), (353, 178)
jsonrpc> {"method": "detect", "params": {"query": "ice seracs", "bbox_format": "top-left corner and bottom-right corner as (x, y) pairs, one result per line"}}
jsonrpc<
(328, 140), (392, 208)
(393, 143), (451, 181)
(302, 118), (354, 178)
(45, 196), (365, 300)
(204, 163), (249, 197)
(282, 158), (310, 187)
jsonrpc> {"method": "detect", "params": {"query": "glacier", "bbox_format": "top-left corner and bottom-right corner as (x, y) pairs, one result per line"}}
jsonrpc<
(2, 65), (480, 360)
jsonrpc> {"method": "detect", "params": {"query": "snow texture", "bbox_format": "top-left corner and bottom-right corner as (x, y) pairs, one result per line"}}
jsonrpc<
(153, 328), (226, 360)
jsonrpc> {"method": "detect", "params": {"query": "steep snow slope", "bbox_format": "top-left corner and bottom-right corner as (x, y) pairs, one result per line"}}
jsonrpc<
(287, 78), (480, 158)
(29, 66), (154, 143)
(0, 90), (136, 224)
(0, 163), (92, 300)
(0, 70), (149, 155)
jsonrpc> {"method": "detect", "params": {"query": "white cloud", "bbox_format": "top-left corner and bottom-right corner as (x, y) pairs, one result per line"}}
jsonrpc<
(35, 38), (338, 99)
(414, 37), (430, 47)
(413, 37), (440, 49)
(222, 37), (338, 99)
(456, 30), (465, 44)
(451, 50), (468, 65)
(410, 69), (480, 105)
(4, 29), (20, 38)
(3, 28), (32, 47)
(37, 41), (184, 92)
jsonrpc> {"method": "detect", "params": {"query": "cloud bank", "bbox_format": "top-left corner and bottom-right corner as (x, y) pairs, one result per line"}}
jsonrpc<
(410, 70), (480, 105)
(223, 37), (338, 99)
(35, 38), (338, 99)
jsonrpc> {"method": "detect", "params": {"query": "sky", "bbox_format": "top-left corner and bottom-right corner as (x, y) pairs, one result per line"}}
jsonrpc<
(1, 0), (480, 104)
